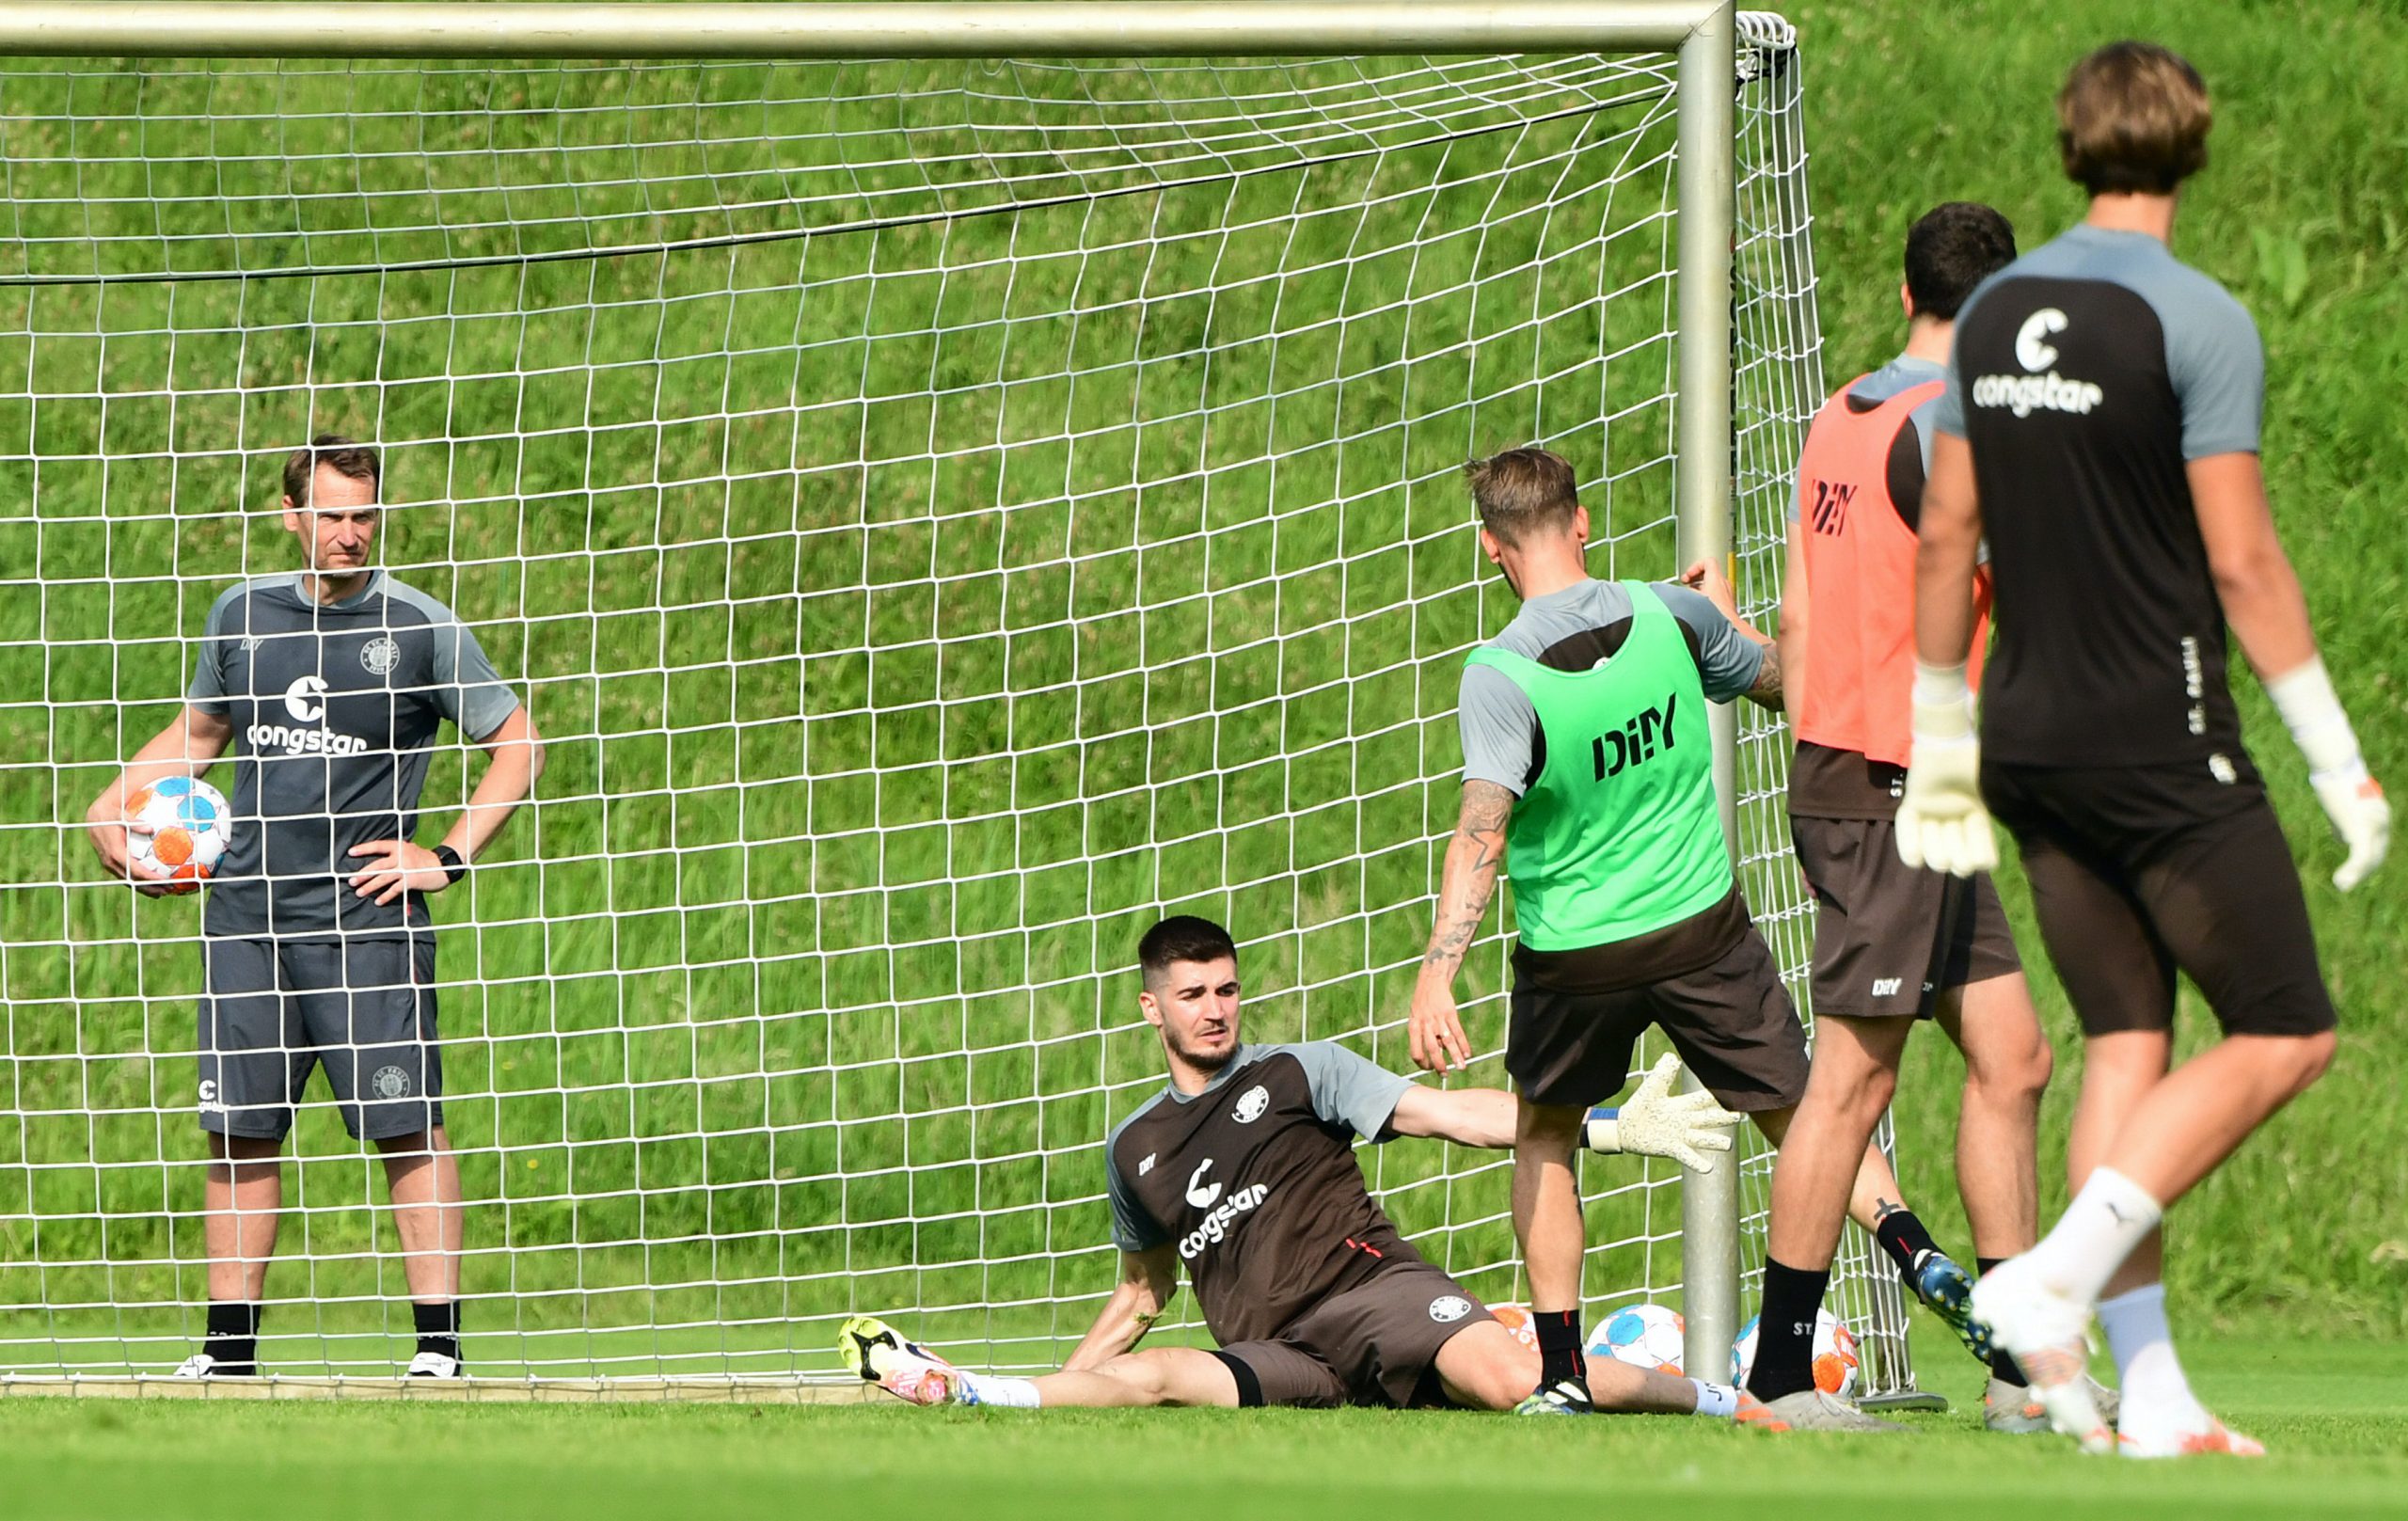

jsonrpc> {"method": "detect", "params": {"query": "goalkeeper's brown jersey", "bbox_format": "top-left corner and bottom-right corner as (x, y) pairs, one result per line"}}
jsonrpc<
(1103, 1042), (1418, 1348)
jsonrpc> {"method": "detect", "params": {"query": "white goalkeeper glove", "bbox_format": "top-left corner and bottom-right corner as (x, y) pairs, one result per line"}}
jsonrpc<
(1583, 1054), (1741, 1173)
(2269, 658), (2390, 892)
(1895, 660), (1997, 878)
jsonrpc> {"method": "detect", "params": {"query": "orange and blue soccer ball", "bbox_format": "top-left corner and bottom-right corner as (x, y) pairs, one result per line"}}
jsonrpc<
(126, 776), (231, 894)
(1590, 1303), (1686, 1374)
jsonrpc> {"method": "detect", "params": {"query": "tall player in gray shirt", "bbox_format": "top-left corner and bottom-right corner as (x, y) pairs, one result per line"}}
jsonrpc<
(1907, 46), (2385, 1455)
(85, 436), (545, 1380)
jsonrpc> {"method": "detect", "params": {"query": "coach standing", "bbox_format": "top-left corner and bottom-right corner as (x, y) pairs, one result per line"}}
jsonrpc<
(85, 435), (544, 1379)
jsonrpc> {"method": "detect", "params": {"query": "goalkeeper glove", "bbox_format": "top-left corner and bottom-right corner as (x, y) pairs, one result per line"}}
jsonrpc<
(2269, 658), (2390, 892)
(1584, 1054), (1741, 1173)
(1895, 660), (1997, 878)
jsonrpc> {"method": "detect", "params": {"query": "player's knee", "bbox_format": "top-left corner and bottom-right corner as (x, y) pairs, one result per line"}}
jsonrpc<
(1966, 1023), (2052, 1108)
(1803, 1054), (1894, 1127)
(2274, 1028), (2337, 1096)
(1099, 1352), (1173, 1404)
(1513, 1100), (1582, 1155)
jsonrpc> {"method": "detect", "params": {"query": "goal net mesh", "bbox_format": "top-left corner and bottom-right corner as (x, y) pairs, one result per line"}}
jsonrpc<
(0, 14), (1919, 1392)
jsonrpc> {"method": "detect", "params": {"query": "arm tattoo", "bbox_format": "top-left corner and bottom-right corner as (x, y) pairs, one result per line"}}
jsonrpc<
(1748, 639), (1783, 701)
(1423, 782), (1513, 970)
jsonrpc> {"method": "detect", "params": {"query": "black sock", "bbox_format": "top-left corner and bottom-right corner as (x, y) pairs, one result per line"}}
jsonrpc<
(1975, 1258), (2027, 1386)
(1746, 1259), (1829, 1402)
(413, 1300), (462, 1363)
(1872, 1205), (1941, 1280)
(204, 1301), (262, 1371)
(1532, 1308), (1588, 1393)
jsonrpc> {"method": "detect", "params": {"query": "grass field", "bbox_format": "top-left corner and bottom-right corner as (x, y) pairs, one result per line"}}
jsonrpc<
(0, 0), (2402, 1403)
(5, 1329), (2405, 1521)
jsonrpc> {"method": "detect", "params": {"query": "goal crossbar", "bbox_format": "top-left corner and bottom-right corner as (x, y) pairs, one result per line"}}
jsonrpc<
(0, 0), (1799, 1396)
(0, 1), (1726, 59)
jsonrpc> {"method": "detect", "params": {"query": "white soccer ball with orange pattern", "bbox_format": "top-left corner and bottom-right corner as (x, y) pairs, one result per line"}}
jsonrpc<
(1590, 1302), (1686, 1374)
(125, 776), (231, 894)
(1731, 1307), (1859, 1397)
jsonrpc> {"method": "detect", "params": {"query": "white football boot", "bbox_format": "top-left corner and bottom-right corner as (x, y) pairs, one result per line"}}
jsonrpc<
(1970, 1258), (2112, 1454)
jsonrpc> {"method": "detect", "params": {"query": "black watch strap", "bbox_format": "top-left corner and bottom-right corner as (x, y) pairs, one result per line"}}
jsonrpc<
(434, 845), (468, 885)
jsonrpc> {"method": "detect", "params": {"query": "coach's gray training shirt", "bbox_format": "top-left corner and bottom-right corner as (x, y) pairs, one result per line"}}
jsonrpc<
(186, 571), (520, 939)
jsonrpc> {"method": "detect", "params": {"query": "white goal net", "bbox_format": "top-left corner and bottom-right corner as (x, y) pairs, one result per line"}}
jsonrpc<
(0, 11), (1922, 1395)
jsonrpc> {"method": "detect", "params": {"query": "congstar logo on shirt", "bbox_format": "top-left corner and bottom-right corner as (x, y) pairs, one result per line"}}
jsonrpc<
(1971, 308), (2105, 418)
(247, 673), (371, 757)
(1177, 1157), (1271, 1260)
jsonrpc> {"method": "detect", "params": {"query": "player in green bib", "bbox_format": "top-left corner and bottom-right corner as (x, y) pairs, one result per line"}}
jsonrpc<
(1410, 449), (1986, 1425)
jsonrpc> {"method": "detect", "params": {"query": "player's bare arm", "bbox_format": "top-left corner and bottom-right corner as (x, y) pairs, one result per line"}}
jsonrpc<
(348, 705), (547, 906)
(1677, 556), (1782, 711)
(1409, 779), (1513, 1072)
(1776, 529), (1811, 715)
(1057, 1245), (1180, 1373)
(85, 705), (232, 893)
(1386, 1083), (1517, 1148)
(1895, 431), (1996, 876)
(2191, 452), (2317, 676)
(2191, 452), (2388, 889)
(1910, 432), (1985, 670)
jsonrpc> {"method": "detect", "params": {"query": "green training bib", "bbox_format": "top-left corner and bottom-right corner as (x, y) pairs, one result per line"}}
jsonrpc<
(1465, 581), (1731, 951)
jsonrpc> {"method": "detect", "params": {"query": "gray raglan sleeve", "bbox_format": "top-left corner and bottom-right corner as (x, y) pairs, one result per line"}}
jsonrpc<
(1284, 1041), (1415, 1142)
(1458, 662), (1540, 796)
(1652, 581), (1765, 703)
(2165, 282), (2264, 460)
(434, 617), (522, 740)
(184, 586), (239, 714)
(1103, 1131), (1169, 1253)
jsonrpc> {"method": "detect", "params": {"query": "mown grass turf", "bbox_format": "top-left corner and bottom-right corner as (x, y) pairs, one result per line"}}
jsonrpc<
(3, 1330), (2403, 1521)
(0, 0), (2402, 1385)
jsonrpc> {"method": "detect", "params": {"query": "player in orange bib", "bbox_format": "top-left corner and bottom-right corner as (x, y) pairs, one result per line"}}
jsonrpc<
(1744, 205), (2099, 1434)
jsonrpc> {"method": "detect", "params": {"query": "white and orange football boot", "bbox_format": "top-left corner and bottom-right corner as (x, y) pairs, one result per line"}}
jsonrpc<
(2119, 1417), (2265, 1459)
(1970, 1257), (2114, 1454)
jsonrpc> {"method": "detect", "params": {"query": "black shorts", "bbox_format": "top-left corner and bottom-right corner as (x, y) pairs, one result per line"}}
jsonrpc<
(1507, 928), (1809, 1112)
(198, 934), (445, 1141)
(1791, 814), (2021, 1019)
(1981, 757), (2336, 1039)
(1213, 1261), (1494, 1408)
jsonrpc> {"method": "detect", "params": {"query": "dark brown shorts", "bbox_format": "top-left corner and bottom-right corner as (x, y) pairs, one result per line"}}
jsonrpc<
(1982, 758), (2336, 1039)
(1212, 1261), (1494, 1409)
(1506, 928), (1809, 1112)
(1791, 814), (2021, 1019)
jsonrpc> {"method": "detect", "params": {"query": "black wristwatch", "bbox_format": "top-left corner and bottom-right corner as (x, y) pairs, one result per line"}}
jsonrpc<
(433, 845), (468, 886)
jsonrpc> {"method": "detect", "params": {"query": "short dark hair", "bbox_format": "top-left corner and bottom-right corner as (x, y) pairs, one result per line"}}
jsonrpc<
(1137, 915), (1238, 990)
(1904, 203), (2018, 320)
(2056, 41), (2210, 197)
(1463, 448), (1579, 547)
(283, 433), (382, 509)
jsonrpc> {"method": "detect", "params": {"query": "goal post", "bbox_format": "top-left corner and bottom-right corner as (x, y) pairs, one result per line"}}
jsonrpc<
(0, 1), (1924, 1402)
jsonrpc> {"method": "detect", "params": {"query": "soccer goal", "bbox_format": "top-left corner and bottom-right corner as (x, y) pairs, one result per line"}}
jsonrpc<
(0, 1), (1927, 1402)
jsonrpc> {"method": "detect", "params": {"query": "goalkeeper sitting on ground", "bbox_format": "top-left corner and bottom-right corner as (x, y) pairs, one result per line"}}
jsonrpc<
(842, 914), (1767, 1419)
